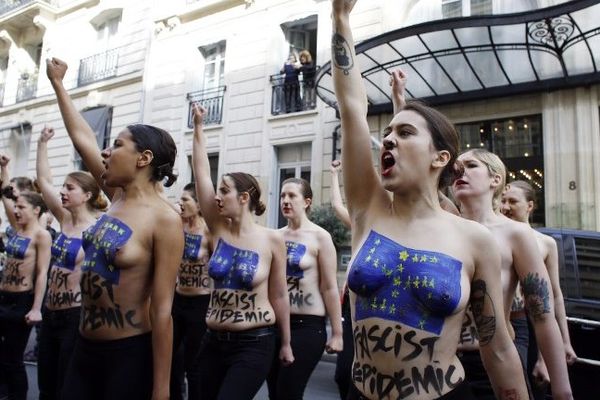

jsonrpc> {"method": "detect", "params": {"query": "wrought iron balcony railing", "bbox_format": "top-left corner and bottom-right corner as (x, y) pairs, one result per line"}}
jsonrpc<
(269, 69), (318, 116)
(16, 73), (37, 102)
(0, 83), (4, 107)
(78, 47), (119, 87)
(0, 0), (53, 16)
(187, 86), (226, 128)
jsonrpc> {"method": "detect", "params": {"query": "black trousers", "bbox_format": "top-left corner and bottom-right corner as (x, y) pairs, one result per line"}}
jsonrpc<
(267, 314), (327, 400)
(38, 307), (80, 400)
(0, 290), (34, 400)
(335, 291), (354, 400)
(347, 380), (476, 400)
(170, 293), (210, 400)
(61, 332), (152, 400)
(195, 326), (275, 400)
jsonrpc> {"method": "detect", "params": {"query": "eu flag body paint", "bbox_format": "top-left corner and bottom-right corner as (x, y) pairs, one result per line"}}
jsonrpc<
(208, 239), (259, 291)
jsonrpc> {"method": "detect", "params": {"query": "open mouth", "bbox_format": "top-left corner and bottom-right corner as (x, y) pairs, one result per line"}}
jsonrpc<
(381, 152), (396, 176)
(454, 179), (468, 187)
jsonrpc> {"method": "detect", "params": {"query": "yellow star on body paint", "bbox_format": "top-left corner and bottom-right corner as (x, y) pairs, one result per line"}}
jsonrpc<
(429, 278), (435, 288)
(379, 299), (387, 311)
(389, 304), (396, 314)
(393, 277), (402, 286)
(430, 256), (438, 263)
(399, 250), (409, 261)
(374, 238), (381, 245)
(373, 259), (380, 267)
(391, 290), (400, 298)
(365, 255), (372, 262)
(422, 276), (428, 286)
(413, 277), (420, 288)
(385, 269), (393, 277)
(419, 319), (426, 330)
(369, 247), (376, 254)
(420, 255), (428, 262)
(412, 254), (419, 262)
(427, 292), (433, 300)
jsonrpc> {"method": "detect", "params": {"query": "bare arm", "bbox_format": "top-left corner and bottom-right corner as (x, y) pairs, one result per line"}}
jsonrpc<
(25, 229), (52, 325)
(268, 230), (294, 366)
(390, 69), (407, 115)
(0, 156), (17, 228)
(471, 229), (529, 400)
(318, 230), (343, 353)
(46, 58), (116, 200)
(543, 234), (576, 364)
(512, 228), (573, 399)
(150, 211), (184, 400)
(329, 160), (350, 229)
(191, 104), (226, 235)
(331, 0), (385, 217)
(36, 127), (69, 225)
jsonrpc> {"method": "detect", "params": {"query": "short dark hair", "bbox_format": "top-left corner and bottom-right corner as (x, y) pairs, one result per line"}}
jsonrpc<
(225, 172), (266, 216)
(127, 124), (178, 187)
(403, 101), (460, 189)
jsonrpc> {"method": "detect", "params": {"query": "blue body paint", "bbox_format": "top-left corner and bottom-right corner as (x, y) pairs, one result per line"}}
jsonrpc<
(81, 214), (133, 285)
(286, 241), (307, 278)
(208, 239), (259, 291)
(51, 233), (82, 271)
(348, 231), (462, 335)
(5, 232), (31, 260)
(183, 232), (202, 261)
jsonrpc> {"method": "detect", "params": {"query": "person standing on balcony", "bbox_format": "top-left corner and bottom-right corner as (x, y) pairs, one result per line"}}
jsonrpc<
(453, 149), (573, 400)
(35, 126), (108, 400)
(501, 180), (577, 400)
(0, 155), (52, 400)
(46, 57), (183, 400)
(281, 52), (301, 113)
(267, 177), (343, 400)
(191, 103), (293, 400)
(299, 50), (317, 110)
(330, 0), (528, 398)
(169, 182), (212, 400)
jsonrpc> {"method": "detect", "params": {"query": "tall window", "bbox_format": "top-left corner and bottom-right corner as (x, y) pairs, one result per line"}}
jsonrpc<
(76, 106), (113, 170)
(188, 153), (219, 191)
(275, 143), (311, 228)
(97, 16), (120, 51)
(199, 41), (226, 91)
(442, 0), (492, 18)
(10, 124), (32, 177)
(456, 114), (545, 224)
(282, 16), (317, 64)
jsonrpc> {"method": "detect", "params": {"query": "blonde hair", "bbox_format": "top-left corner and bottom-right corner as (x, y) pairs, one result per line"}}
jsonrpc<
(299, 49), (313, 63)
(465, 149), (506, 210)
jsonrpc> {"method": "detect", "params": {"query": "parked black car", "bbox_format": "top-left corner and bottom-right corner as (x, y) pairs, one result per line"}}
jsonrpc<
(537, 227), (600, 399)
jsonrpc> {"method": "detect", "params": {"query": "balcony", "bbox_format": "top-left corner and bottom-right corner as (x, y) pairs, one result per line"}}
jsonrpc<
(78, 47), (119, 87)
(16, 73), (37, 102)
(269, 71), (318, 116)
(0, 83), (4, 106)
(1, 0), (52, 15)
(186, 86), (226, 128)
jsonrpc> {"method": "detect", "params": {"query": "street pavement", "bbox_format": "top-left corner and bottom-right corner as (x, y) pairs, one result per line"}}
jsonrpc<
(25, 358), (340, 400)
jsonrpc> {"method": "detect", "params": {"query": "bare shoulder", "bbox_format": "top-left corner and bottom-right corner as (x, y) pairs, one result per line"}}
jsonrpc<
(446, 212), (496, 249)
(153, 202), (183, 232)
(265, 226), (285, 245)
(307, 220), (333, 240)
(35, 228), (52, 244)
(534, 230), (557, 253)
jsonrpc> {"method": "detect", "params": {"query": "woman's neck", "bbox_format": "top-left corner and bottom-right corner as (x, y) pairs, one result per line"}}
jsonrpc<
(390, 186), (442, 221)
(69, 204), (96, 227)
(183, 214), (204, 232)
(229, 210), (257, 236)
(286, 212), (310, 230)
(459, 195), (498, 224)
